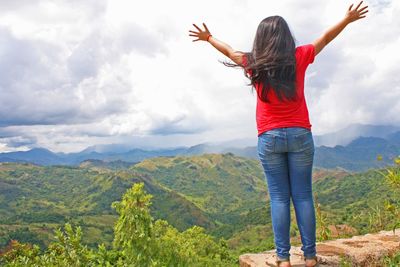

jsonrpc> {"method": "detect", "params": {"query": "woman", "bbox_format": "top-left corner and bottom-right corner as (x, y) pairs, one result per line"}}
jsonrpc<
(189, 2), (368, 266)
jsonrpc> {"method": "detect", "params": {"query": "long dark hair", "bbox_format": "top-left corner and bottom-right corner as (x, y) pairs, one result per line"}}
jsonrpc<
(223, 16), (297, 103)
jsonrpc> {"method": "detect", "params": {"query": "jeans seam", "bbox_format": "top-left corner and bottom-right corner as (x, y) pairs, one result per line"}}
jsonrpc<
(293, 130), (311, 138)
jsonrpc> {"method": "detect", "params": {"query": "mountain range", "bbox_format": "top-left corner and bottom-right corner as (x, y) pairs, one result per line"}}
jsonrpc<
(0, 124), (399, 171)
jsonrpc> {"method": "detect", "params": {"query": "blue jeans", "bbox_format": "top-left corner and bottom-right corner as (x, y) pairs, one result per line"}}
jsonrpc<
(257, 127), (316, 260)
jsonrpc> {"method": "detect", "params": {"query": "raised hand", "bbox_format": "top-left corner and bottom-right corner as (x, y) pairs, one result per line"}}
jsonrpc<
(188, 23), (212, 42)
(345, 1), (369, 23)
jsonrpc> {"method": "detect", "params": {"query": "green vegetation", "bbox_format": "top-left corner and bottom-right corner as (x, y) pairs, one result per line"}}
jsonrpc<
(1, 153), (400, 265)
(312, 163), (400, 235)
(132, 153), (267, 215)
(382, 250), (400, 266)
(377, 156), (400, 233)
(0, 161), (223, 249)
(314, 194), (331, 241)
(0, 154), (272, 252)
(0, 183), (236, 266)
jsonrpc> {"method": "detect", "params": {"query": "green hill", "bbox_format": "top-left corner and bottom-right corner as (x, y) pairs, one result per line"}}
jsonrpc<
(0, 153), (270, 250)
(130, 153), (267, 217)
(312, 167), (400, 233)
(0, 162), (217, 249)
(0, 154), (399, 258)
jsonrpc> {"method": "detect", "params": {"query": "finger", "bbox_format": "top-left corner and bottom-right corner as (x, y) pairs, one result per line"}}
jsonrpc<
(189, 30), (198, 34)
(193, 24), (202, 32)
(359, 10), (369, 16)
(189, 34), (198, 37)
(359, 5), (368, 12)
(203, 23), (210, 32)
(355, 1), (363, 11)
(192, 38), (200, 42)
(348, 3), (354, 11)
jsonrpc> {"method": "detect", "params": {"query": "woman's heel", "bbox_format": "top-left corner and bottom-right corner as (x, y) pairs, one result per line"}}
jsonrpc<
(304, 255), (320, 267)
(275, 258), (291, 267)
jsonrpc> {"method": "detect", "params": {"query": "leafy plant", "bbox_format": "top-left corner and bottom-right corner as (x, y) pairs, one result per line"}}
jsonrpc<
(314, 193), (331, 241)
(381, 250), (400, 267)
(376, 155), (400, 234)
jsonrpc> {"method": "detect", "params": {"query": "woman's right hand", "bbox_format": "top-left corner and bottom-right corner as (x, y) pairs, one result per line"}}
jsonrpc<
(188, 23), (212, 42)
(345, 1), (369, 23)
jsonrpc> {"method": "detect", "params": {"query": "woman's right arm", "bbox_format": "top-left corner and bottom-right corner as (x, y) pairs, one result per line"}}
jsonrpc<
(313, 1), (369, 56)
(189, 23), (245, 65)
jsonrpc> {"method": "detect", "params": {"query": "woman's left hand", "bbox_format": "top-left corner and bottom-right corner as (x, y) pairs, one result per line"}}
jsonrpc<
(345, 1), (369, 23)
(188, 23), (211, 42)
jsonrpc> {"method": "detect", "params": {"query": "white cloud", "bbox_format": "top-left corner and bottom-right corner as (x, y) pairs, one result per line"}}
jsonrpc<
(0, 0), (398, 152)
(306, 0), (400, 133)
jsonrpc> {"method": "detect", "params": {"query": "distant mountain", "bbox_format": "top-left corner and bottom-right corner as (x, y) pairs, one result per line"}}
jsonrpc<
(79, 143), (137, 154)
(313, 136), (399, 171)
(0, 148), (65, 165)
(313, 123), (400, 147)
(0, 147), (188, 166)
(0, 143), (249, 166)
(387, 131), (400, 143)
(229, 135), (400, 172)
(1, 124), (399, 171)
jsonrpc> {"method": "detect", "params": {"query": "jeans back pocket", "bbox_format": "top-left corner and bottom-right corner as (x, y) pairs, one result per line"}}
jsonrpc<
(257, 133), (275, 159)
(292, 131), (314, 153)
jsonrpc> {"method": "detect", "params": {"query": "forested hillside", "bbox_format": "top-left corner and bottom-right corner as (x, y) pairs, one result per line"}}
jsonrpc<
(0, 153), (399, 263)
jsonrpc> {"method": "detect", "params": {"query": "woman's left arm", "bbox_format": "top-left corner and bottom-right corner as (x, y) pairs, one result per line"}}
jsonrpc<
(189, 23), (244, 65)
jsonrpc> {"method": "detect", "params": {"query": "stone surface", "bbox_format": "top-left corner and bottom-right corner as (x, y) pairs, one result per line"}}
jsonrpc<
(239, 228), (400, 267)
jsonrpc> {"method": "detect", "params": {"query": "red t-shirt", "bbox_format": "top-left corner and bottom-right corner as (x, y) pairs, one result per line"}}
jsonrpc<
(242, 44), (315, 136)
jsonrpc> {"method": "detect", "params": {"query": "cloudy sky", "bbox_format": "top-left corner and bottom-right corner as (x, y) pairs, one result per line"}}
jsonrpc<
(0, 0), (398, 153)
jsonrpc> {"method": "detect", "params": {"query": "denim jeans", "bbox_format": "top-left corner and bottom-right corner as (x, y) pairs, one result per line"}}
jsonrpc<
(257, 127), (316, 260)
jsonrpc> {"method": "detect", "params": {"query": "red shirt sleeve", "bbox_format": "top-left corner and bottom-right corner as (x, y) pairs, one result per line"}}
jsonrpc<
(296, 44), (315, 66)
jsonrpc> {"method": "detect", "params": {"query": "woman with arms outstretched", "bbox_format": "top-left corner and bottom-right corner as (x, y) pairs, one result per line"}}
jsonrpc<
(189, 2), (368, 267)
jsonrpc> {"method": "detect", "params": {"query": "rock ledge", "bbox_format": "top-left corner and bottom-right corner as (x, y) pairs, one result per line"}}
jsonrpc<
(239, 228), (400, 267)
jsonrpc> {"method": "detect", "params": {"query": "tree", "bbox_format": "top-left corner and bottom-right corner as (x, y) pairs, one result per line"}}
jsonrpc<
(1, 182), (236, 266)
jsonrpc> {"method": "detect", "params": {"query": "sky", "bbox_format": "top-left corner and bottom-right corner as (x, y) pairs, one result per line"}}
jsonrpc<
(0, 0), (399, 153)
